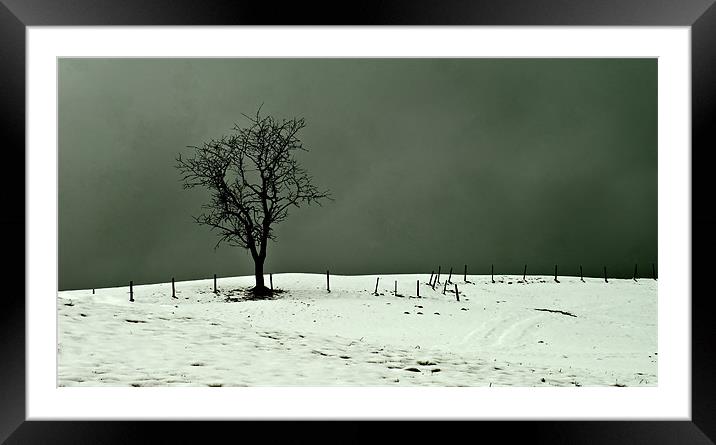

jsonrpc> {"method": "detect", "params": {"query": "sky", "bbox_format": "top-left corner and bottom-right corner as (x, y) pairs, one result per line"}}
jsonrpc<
(58, 58), (657, 290)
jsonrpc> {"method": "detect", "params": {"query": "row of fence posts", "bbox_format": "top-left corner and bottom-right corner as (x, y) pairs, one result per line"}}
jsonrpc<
(128, 273), (223, 302)
(481, 263), (656, 284)
(323, 263), (657, 303)
(125, 263), (656, 302)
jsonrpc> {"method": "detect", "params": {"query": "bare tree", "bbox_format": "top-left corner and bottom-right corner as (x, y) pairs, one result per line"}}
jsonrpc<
(177, 107), (330, 295)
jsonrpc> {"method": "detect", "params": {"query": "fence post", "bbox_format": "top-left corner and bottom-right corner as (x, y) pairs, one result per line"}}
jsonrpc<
(604, 266), (608, 283)
(92, 288), (95, 295)
(213, 274), (217, 293)
(394, 280), (397, 295)
(442, 279), (447, 295)
(554, 264), (559, 283)
(374, 277), (380, 295)
(129, 280), (134, 302)
(455, 283), (459, 302)
(326, 270), (330, 293)
(523, 264), (527, 281)
(491, 264), (495, 283)
(429, 271), (434, 286)
(448, 267), (453, 283)
(437, 266), (441, 284)
(417, 280), (420, 298)
(633, 264), (638, 281)
(464, 264), (467, 282)
(172, 277), (176, 298)
(270, 273), (273, 292)
(580, 265), (584, 282)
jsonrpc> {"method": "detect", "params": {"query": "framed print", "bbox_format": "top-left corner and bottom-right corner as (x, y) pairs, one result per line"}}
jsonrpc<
(3, 0), (714, 443)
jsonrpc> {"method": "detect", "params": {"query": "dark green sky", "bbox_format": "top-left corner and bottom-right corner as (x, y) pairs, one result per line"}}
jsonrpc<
(58, 58), (657, 290)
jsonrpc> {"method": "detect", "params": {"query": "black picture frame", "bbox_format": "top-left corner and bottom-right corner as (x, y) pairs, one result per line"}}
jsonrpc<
(2, 0), (712, 443)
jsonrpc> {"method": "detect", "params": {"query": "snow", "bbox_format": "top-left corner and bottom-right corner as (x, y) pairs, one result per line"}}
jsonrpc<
(58, 273), (657, 387)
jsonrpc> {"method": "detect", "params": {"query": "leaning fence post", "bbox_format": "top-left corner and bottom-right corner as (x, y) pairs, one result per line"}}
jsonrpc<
(374, 277), (380, 295)
(172, 277), (176, 298)
(129, 280), (134, 302)
(326, 270), (330, 293)
(437, 266), (441, 284)
(448, 267), (453, 283)
(455, 283), (459, 302)
(442, 279), (447, 295)
(429, 271), (434, 286)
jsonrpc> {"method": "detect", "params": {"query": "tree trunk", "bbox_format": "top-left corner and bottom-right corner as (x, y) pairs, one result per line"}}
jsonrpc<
(254, 256), (267, 293)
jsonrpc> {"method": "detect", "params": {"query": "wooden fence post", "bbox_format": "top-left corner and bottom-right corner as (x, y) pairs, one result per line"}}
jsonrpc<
(429, 271), (434, 286)
(417, 280), (420, 298)
(554, 264), (559, 283)
(129, 280), (134, 302)
(92, 288), (95, 295)
(437, 266), (441, 284)
(442, 279), (447, 295)
(213, 274), (217, 293)
(491, 264), (495, 283)
(374, 277), (380, 295)
(327, 270), (330, 292)
(455, 283), (459, 302)
(580, 265), (584, 282)
(394, 280), (397, 295)
(448, 267), (453, 283)
(270, 273), (273, 292)
(464, 264), (467, 282)
(633, 264), (638, 282)
(604, 266), (608, 283)
(523, 264), (527, 281)
(172, 277), (176, 298)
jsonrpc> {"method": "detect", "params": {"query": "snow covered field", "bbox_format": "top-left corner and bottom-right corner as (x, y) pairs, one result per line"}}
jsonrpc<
(58, 273), (657, 387)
